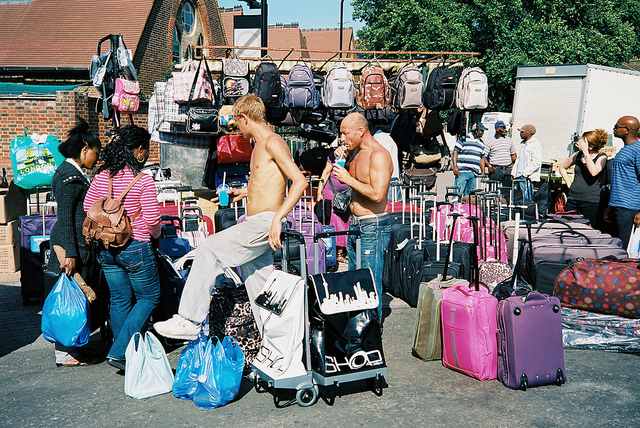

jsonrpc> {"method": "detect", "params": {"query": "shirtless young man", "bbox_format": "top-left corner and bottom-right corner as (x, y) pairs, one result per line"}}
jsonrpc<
(332, 113), (393, 323)
(154, 94), (308, 340)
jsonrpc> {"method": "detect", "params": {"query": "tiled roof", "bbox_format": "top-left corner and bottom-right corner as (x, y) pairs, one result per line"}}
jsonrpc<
(266, 27), (309, 60)
(302, 28), (355, 60)
(0, 0), (155, 68)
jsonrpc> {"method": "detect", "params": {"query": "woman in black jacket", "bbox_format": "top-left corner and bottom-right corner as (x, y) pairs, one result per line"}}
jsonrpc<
(47, 117), (101, 367)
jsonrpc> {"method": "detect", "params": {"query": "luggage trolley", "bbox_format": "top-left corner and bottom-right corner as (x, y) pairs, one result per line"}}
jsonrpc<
(311, 229), (388, 405)
(252, 229), (387, 407)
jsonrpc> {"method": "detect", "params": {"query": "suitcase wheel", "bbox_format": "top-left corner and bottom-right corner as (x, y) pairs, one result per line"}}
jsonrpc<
(513, 307), (522, 316)
(366, 375), (384, 397)
(553, 304), (560, 313)
(556, 369), (564, 386)
(520, 373), (528, 391)
(296, 385), (319, 407)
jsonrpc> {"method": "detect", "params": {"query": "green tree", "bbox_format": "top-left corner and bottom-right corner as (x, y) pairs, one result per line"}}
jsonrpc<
(353, 0), (640, 110)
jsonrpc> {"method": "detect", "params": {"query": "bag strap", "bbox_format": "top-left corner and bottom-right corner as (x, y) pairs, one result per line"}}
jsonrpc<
(186, 56), (216, 110)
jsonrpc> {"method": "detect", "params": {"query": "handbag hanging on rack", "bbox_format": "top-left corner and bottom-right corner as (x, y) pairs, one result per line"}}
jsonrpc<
(185, 57), (219, 136)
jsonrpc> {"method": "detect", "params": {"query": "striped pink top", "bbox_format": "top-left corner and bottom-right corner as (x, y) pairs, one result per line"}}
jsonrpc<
(84, 168), (161, 242)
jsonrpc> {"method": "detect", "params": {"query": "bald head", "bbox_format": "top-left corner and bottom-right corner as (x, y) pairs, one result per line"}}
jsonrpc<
(614, 115), (640, 145)
(340, 113), (371, 151)
(343, 113), (369, 132)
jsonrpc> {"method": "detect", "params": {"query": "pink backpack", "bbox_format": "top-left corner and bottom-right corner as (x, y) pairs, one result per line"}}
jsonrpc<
(112, 78), (140, 113)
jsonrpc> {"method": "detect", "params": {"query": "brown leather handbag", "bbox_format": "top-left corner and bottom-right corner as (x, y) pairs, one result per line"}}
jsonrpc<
(83, 172), (143, 248)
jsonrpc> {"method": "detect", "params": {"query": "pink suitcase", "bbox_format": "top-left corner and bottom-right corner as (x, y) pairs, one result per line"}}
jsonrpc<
(441, 283), (498, 380)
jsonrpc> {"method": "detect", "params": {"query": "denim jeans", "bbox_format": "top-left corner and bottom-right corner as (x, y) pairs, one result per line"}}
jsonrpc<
(347, 216), (391, 323)
(387, 177), (403, 202)
(514, 177), (534, 200)
(455, 171), (476, 196)
(97, 240), (160, 360)
(615, 207), (638, 249)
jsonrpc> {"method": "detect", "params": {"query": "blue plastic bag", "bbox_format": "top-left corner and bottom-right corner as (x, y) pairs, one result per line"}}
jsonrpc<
(41, 274), (91, 347)
(173, 334), (207, 400)
(192, 336), (245, 409)
(10, 129), (65, 190)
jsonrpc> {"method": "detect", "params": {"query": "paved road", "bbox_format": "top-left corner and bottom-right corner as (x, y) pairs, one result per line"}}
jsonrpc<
(1, 272), (639, 427)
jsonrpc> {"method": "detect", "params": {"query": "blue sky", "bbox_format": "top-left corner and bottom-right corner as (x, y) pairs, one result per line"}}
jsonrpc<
(216, 0), (365, 34)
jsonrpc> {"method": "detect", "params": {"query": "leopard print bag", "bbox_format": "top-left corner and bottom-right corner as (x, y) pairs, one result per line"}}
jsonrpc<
(209, 286), (261, 370)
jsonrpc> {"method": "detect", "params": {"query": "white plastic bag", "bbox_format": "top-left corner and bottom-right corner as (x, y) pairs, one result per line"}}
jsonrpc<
(627, 226), (640, 258)
(124, 332), (174, 399)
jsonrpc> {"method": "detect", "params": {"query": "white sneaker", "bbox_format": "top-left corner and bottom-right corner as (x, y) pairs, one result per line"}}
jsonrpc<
(153, 315), (201, 340)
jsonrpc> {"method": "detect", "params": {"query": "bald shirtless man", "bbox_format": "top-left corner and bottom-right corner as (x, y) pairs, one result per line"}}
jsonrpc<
(154, 94), (307, 340)
(333, 113), (393, 323)
(608, 115), (640, 248)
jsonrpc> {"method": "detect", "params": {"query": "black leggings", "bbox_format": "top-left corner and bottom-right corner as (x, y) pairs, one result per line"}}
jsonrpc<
(564, 198), (599, 228)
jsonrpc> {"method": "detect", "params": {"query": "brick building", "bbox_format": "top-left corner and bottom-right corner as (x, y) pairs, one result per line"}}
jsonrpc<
(0, 0), (226, 181)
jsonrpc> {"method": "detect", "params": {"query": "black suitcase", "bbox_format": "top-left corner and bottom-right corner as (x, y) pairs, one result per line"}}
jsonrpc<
(19, 214), (57, 304)
(214, 206), (245, 233)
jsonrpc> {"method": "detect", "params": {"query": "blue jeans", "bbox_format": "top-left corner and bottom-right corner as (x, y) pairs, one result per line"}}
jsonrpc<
(514, 177), (534, 200)
(387, 177), (403, 202)
(97, 240), (160, 360)
(348, 216), (391, 323)
(455, 171), (476, 196)
(615, 207), (638, 249)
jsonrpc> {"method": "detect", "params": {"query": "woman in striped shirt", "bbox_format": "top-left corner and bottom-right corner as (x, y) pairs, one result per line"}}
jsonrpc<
(83, 125), (161, 371)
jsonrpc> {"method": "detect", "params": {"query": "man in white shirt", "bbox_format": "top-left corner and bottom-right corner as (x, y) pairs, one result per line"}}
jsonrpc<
(512, 123), (542, 200)
(371, 124), (402, 201)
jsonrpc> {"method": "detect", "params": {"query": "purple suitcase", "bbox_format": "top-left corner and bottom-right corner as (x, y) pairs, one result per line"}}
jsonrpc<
(497, 291), (566, 390)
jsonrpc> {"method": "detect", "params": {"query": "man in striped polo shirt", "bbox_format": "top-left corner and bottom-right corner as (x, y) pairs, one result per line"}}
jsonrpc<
(453, 123), (486, 196)
(608, 115), (640, 248)
(480, 120), (517, 187)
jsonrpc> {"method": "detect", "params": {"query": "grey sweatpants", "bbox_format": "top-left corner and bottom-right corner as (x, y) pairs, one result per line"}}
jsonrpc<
(178, 211), (275, 331)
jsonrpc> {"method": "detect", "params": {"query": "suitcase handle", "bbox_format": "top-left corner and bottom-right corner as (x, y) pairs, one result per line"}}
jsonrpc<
(550, 229), (591, 244)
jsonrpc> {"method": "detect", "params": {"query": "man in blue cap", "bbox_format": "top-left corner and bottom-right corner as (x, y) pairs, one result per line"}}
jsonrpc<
(453, 122), (486, 196)
(480, 120), (517, 187)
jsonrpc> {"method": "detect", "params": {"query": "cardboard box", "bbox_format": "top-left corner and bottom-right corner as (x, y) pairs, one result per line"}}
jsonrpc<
(0, 243), (20, 273)
(0, 182), (27, 223)
(197, 197), (218, 228)
(0, 220), (19, 245)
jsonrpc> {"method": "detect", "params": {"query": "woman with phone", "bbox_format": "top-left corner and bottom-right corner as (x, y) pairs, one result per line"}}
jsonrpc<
(558, 129), (608, 229)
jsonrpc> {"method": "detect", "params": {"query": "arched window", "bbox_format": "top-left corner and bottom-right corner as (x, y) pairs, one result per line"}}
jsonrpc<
(181, 2), (195, 36)
(195, 34), (203, 58)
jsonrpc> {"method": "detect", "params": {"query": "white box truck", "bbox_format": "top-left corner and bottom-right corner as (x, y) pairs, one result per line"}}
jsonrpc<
(511, 63), (640, 163)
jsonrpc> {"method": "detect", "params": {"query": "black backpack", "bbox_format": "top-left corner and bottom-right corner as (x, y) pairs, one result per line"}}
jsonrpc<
(252, 60), (283, 110)
(423, 65), (456, 111)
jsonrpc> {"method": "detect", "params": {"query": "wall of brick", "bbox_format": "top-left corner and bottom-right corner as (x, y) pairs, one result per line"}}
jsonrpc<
(0, 89), (156, 183)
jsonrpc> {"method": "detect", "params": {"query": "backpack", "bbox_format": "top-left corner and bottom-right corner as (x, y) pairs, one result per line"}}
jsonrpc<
(112, 78), (140, 113)
(252, 60), (283, 110)
(456, 66), (488, 110)
(356, 62), (392, 110)
(423, 65), (456, 111)
(323, 63), (356, 109)
(222, 57), (251, 100)
(393, 63), (424, 110)
(286, 63), (320, 109)
(82, 173), (144, 249)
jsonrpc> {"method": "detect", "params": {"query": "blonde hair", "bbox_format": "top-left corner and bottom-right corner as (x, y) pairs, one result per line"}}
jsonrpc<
(232, 94), (266, 123)
(582, 129), (609, 152)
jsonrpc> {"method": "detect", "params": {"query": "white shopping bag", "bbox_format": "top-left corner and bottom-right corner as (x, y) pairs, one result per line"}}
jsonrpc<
(252, 270), (306, 380)
(627, 226), (640, 258)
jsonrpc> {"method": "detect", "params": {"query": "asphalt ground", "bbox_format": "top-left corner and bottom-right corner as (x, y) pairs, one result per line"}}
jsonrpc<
(1, 271), (639, 427)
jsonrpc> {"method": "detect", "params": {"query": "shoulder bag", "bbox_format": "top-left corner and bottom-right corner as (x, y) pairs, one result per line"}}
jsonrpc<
(328, 177), (351, 215)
